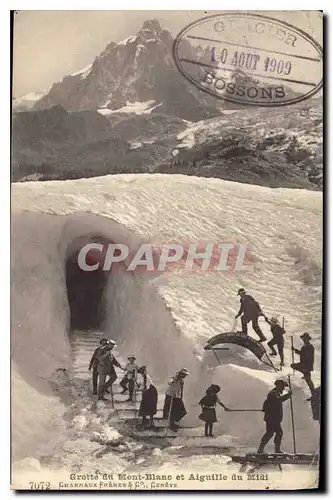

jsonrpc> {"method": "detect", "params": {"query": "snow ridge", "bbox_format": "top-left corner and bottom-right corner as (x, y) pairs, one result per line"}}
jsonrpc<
(98, 100), (162, 116)
(117, 35), (138, 46)
(70, 63), (93, 79)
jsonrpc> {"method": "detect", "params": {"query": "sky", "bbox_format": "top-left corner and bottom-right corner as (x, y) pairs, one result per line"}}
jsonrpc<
(12, 10), (322, 98)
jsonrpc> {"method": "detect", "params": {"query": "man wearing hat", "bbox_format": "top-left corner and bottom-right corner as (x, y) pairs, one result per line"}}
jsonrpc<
(89, 338), (116, 395)
(264, 316), (285, 367)
(235, 288), (266, 342)
(258, 379), (292, 454)
(90, 339), (122, 401)
(291, 333), (315, 393)
(104, 340), (124, 395)
(120, 356), (139, 402)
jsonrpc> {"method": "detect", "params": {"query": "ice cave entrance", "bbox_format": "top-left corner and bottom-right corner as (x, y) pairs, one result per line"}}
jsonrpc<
(65, 236), (109, 331)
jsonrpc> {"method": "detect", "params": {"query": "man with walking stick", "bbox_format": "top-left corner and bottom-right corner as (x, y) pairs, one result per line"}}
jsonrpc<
(257, 379), (292, 454)
(89, 339), (122, 400)
(291, 332), (315, 394)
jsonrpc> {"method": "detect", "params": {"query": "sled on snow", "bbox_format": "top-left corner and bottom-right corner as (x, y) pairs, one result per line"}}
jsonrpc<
(230, 452), (319, 473)
(204, 331), (277, 371)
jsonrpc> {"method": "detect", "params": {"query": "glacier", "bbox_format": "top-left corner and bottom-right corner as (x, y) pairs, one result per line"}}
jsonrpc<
(11, 173), (322, 488)
(98, 100), (163, 116)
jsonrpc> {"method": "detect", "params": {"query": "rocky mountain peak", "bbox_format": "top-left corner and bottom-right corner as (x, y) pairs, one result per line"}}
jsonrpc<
(139, 19), (162, 39)
(141, 19), (161, 32)
(31, 19), (221, 121)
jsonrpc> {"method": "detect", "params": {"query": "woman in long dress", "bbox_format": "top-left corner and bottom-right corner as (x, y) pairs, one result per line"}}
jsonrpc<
(163, 368), (189, 431)
(137, 366), (158, 429)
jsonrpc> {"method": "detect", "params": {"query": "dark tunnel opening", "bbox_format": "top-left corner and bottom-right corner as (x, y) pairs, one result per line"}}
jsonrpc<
(65, 236), (110, 331)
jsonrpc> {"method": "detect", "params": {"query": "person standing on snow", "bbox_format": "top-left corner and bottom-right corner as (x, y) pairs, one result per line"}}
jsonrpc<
(257, 379), (292, 454)
(89, 339), (122, 395)
(105, 340), (123, 393)
(291, 332), (315, 393)
(264, 316), (285, 367)
(199, 384), (229, 437)
(95, 340), (122, 401)
(235, 288), (267, 342)
(137, 365), (158, 429)
(89, 338), (109, 395)
(163, 368), (189, 431)
(120, 355), (139, 402)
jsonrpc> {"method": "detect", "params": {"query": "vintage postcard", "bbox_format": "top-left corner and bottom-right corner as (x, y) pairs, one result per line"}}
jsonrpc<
(11, 10), (322, 491)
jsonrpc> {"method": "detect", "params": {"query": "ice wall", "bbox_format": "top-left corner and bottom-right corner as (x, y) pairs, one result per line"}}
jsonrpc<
(11, 209), (203, 459)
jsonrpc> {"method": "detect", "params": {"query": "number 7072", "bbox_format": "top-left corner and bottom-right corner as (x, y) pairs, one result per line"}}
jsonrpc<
(29, 481), (51, 490)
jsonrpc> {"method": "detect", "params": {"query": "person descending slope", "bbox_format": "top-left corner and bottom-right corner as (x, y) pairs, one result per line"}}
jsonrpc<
(137, 365), (158, 430)
(105, 340), (124, 394)
(257, 379), (292, 454)
(95, 340), (122, 401)
(291, 332), (315, 393)
(163, 368), (189, 431)
(199, 384), (229, 437)
(120, 355), (138, 402)
(264, 316), (285, 367)
(235, 288), (267, 342)
(89, 338), (109, 395)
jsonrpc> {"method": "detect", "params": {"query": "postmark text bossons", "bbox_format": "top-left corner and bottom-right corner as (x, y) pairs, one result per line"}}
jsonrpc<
(173, 13), (323, 107)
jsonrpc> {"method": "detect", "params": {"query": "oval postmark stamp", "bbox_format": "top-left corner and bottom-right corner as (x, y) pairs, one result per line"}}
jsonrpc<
(173, 13), (323, 107)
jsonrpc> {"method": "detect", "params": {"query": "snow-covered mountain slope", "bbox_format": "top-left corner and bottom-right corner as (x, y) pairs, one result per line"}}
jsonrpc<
(70, 63), (93, 79)
(11, 174), (321, 487)
(13, 91), (48, 112)
(98, 100), (163, 116)
(170, 104), (323, 189)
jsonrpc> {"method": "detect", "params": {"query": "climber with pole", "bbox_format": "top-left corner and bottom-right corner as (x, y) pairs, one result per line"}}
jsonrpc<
(91, 339), (122, 401)
(257, 379), (292, 454)
(291, 332), (315, 394)
(89, 338), (120, 396)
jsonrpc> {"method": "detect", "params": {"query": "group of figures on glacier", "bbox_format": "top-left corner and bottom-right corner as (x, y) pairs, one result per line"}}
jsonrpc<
(87, 287), (320, 454)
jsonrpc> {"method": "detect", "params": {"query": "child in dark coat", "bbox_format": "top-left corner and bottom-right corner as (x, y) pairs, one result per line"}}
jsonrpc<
(199, 384), (229, 437)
